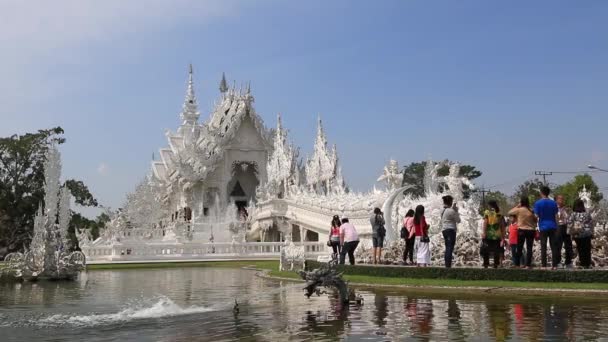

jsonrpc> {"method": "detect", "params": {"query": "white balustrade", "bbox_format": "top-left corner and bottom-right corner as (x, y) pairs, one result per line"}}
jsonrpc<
(82, 241), (328, 263)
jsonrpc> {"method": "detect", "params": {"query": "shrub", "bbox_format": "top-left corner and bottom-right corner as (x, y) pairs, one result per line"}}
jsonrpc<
(306, 261), (608, 283)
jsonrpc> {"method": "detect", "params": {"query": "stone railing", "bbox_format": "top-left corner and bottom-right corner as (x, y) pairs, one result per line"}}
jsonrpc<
(82, 241), (328, 263)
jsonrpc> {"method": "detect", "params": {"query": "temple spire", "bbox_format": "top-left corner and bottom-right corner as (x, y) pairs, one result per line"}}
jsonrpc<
(219, 72), (228, 93)
(180, 64), (200, 125)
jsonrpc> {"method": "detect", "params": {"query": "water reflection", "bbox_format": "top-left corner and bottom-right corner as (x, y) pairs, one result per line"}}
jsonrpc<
(486, 302), (511, 341)
(1, 268), (608, 341)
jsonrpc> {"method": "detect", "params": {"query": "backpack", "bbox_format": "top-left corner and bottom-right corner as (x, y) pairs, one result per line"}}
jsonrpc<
(376, 214), (386, 238)
(400, 226), (407, 239)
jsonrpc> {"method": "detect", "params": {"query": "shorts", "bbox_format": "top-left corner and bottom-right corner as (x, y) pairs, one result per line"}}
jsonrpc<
(372, 236), (384, 248)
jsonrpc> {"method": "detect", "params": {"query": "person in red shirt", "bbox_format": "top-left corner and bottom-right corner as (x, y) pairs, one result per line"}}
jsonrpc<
(413, 205), (430, 267)
(507, 214), (519, 267)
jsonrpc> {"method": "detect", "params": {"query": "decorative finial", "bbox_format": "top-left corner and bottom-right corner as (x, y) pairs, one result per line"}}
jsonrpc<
(219, 72), (228, 93)
(180, 64), (200, 124)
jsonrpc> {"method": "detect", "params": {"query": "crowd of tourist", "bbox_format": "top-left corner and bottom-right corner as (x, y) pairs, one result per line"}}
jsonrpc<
(328, 185), (595, 269)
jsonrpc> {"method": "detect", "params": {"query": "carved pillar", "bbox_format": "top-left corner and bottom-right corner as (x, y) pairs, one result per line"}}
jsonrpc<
(299, 226), (307, 243)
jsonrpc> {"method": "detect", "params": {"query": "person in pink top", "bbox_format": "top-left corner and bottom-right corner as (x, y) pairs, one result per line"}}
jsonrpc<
(402, 209), (416, 265)
(507, 214), (519, 267)
(339, 218), (360, 265)
(328, 215), (342, 259)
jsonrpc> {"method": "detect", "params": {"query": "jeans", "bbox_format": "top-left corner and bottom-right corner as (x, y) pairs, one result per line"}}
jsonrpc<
(574, 237), (592, 268)
(517, 229), (535, 267)
(540, 229), (561, 267)
(557, 224), (573, 266)
(510, 244), (519, 266)
(482, 239), (501, 268)
(403, 237), (415, 264)
(330, 240), (341, 255)
(340, 240), (359, 265)
(442, 229), (456, 268)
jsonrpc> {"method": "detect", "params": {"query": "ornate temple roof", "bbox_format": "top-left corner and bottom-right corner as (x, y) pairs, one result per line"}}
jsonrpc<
(151, 66), (271, 184)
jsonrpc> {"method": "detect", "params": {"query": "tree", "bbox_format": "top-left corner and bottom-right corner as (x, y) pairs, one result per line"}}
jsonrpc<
(485, 190), (512, 214)
(554, 174), (603, 208)
(401, 160), (482, 198)
(0, 127), (98, 254)
(512, 179), (545, 205)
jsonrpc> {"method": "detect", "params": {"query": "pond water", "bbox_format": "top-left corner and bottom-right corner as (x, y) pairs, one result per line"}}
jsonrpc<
(1, 267), (608, 341)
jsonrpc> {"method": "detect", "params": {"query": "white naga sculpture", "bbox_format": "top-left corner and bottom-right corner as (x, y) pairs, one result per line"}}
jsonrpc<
(377, 160), (403, 191)
(2, 146), (86, 281)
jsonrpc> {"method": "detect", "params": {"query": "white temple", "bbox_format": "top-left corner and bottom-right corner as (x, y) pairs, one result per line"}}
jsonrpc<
(79, 66), (476, 262)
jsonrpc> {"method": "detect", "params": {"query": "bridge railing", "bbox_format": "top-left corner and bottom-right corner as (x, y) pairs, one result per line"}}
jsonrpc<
(82, 241), (328, 263)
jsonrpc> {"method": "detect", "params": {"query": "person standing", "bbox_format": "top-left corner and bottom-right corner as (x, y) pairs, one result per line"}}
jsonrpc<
(482, 200), (506, 268)
(440, 195), (460, 268)
(402, 209), (416, 265)
(534, 186), (560, 269)
(508, 197), (537, 268)
(339, 217), (360, 265)
(370, 208), (386, 264)
(413, 205), (430, 267)
(328, 215), (342, 260)
(568, 199), (594, 269)
(556, 195), (574, 269)
(507, 214), (519, 267)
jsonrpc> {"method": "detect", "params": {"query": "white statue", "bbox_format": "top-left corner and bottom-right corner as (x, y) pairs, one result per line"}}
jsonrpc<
(440, 162), (475, 202)
(377, 159), (403, 191)
(580, 185), (592, 210)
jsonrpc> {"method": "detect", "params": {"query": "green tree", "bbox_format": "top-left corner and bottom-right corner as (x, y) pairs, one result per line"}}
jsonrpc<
(485, 190), (512, 214)
(512, 179), (545, 205)
(401, 160), (482, 198)
(0, 127), (98, 255)
(554, 174), (603, 208)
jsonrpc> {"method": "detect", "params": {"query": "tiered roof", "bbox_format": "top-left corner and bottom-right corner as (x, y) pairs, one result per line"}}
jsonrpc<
(152, 66), (271, 185)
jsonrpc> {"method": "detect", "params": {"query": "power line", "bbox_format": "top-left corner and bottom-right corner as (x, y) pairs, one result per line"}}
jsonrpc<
(534, 171), (553, 184)
(471, 186), (490, 209)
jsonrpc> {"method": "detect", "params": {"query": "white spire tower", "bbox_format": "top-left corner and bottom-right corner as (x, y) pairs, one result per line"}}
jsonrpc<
(219, 72), (228, 94)
(180, 64), (200, 126)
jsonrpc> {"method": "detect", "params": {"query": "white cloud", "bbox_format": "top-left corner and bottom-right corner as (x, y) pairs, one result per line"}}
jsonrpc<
(0, 0), (238, 129)
(97, 162), (109, 176)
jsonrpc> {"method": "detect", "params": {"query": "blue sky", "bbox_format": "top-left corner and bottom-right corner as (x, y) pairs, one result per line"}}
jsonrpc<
(1, 0), (607, 215)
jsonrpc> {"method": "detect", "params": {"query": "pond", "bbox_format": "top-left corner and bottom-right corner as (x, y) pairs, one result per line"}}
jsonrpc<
(1, 267), (608, 341)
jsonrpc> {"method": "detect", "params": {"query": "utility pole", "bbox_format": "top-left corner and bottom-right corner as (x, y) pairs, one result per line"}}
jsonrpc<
(534, 171), (553, 185)
(473, 186), (490, 210)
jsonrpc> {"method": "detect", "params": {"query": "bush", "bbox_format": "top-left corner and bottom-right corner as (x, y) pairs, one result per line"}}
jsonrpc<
(306, 261), (608, 283)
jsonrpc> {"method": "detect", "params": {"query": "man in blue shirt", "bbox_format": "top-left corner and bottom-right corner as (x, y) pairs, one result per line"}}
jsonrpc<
(534, 186), (560, 269)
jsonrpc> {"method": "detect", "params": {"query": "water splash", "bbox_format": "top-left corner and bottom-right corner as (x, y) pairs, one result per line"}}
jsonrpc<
(37, 296), (214, 327)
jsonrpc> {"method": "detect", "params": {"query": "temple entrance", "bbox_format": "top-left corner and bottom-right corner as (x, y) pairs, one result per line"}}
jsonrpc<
(227, 161), (260, 215)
